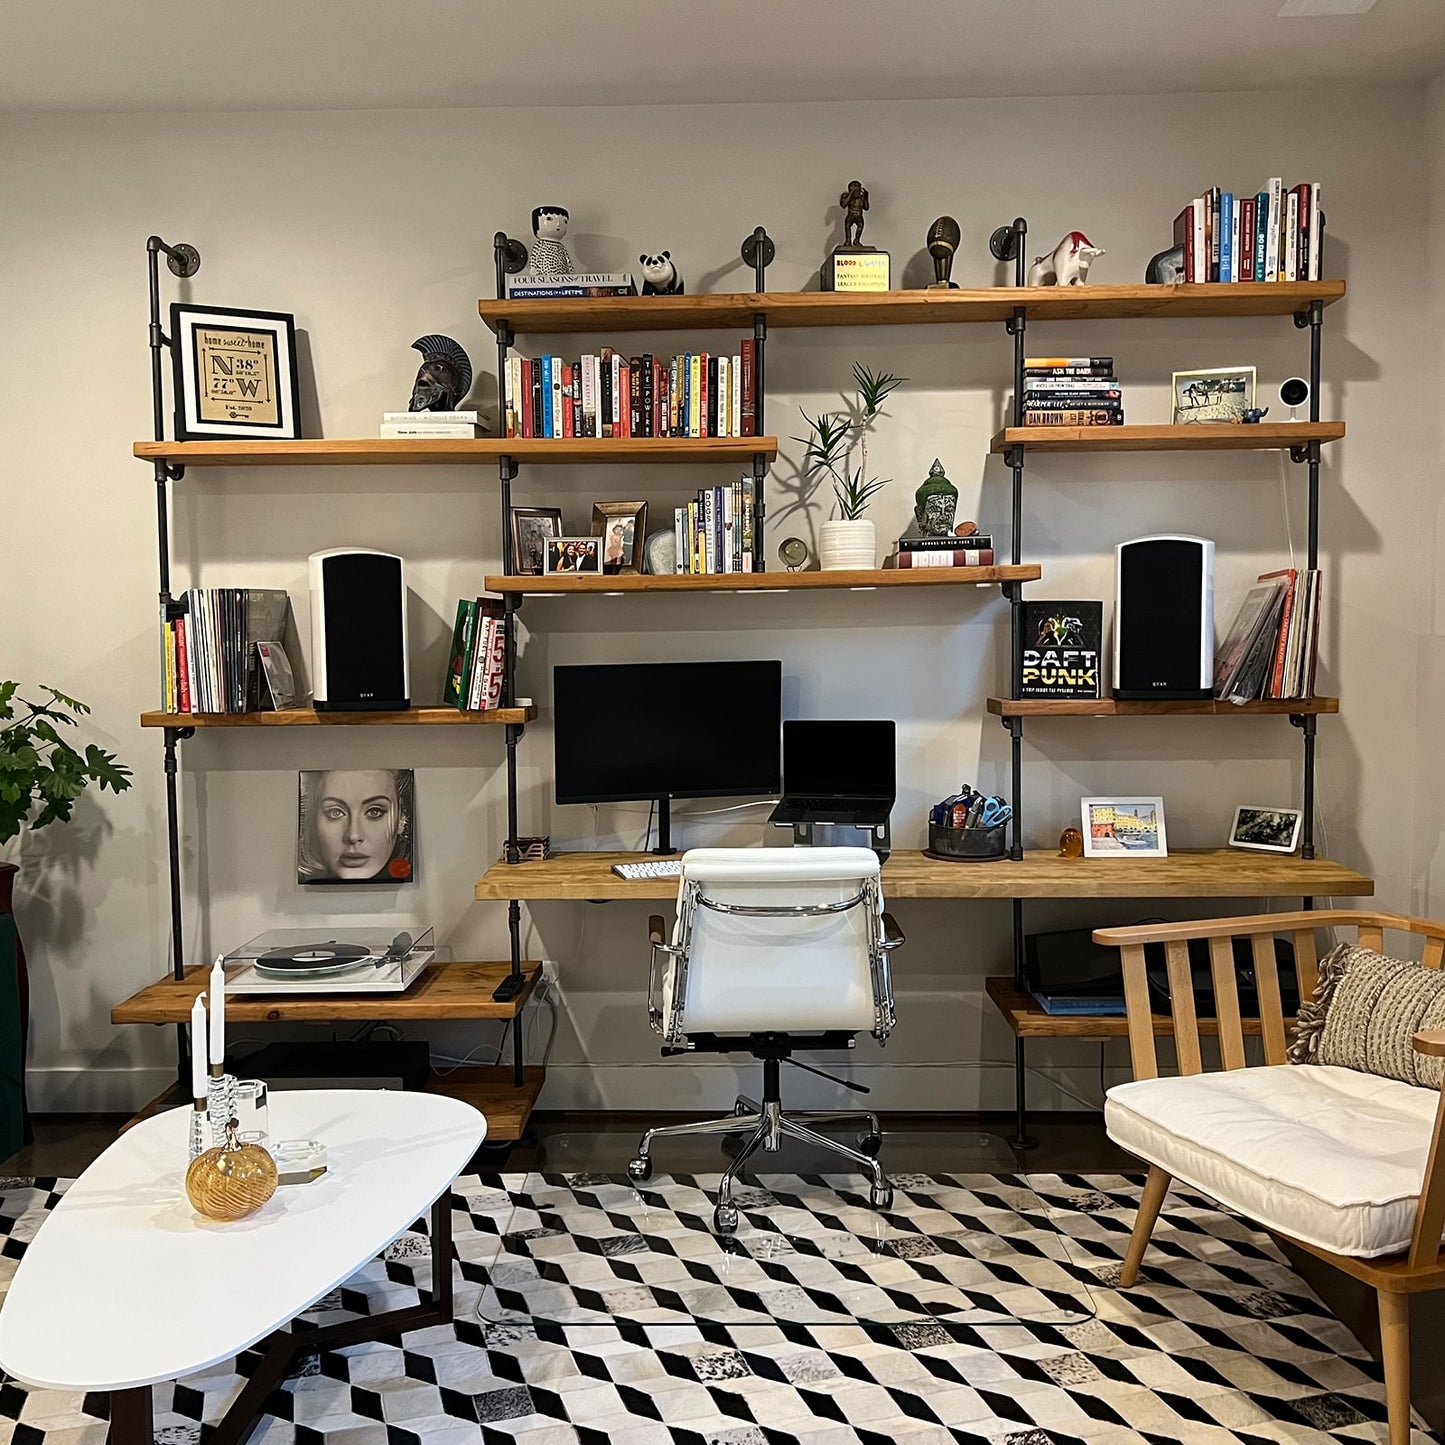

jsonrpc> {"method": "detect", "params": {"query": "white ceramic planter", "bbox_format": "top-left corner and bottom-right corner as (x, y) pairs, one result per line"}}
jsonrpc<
(819, 519), (876, 571)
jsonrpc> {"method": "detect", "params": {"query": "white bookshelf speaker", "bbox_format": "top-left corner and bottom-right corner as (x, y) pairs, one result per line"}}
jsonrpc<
(308, 548), (409, 711)
(1113, 535), (1214, 701)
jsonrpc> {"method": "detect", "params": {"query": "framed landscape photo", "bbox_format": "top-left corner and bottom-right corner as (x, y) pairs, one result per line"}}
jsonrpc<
(591, 500), (648, 575)
(1171, 365), (1256, 425)
(510, 506), (563, 577)
(1228, 804), (1303, 854)
(1081, 796), (1168, 858)
(543, 536), (602, 575)
(170, 303), (300, 441)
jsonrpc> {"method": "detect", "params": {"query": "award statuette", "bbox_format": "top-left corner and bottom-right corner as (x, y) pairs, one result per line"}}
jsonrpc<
(822, 181), (890, 293)
(926, 216), (961, 289)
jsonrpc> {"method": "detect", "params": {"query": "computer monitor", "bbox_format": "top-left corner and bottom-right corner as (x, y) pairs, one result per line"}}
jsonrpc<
(553, 660), (782, 853)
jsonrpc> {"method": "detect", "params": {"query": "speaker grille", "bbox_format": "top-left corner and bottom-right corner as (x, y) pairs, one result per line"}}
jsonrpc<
(320, 553), (406, 707)
(1117, 539), (1209, 696)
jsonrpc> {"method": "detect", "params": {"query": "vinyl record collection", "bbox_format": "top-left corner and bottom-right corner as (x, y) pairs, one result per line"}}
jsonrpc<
(1214, 566), (1322, 704)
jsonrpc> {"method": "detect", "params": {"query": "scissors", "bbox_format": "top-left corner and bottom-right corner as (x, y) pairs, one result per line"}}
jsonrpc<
(979, 796), (1013, 828)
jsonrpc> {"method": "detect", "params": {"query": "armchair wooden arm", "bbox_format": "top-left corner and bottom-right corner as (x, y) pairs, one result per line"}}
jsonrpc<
(1408, 1031), (1445, 1269)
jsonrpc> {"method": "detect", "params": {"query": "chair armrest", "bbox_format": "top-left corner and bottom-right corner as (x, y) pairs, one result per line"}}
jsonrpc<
(880, 912), (905, 950)
(646, 912), (684, 1037)
(649, 914), (667, 948)
(1415, 1030), (1445, 1058)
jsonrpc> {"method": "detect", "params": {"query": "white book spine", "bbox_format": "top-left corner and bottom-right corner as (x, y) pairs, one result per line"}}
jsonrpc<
(1285, 191), (1299, 282)
(380, 424), (477, 437)
(674, 507), (685, 573)
(580, 355), (594, 438)
(1229, 201), (1240, 284)
(550, 361), (563, 439)
(718, 356), (730, 436)
(1308, 183), (1322, 281)
(1265, 178), (1282, 283)
(467, 617), (490, 710)
(381, 411), (479, 424)
(611, 354), (621, 433)
(1192, 197), (1206, 284)
(732, 354), (742, 437)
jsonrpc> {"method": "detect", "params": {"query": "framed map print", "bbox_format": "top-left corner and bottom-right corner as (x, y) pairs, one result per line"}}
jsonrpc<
(170, 303), (300, 440)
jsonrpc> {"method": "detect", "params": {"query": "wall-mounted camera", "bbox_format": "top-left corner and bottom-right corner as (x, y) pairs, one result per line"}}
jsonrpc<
(1279, 377), (1310, 420)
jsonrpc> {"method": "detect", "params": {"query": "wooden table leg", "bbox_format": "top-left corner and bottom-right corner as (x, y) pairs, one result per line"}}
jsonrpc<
(109, 1386), (153, 1445)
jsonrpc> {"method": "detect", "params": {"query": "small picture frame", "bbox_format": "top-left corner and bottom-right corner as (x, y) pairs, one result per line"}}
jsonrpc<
(1228, 805), (1303, 854)
(170, 303), (300, 440)
(543, 536), (602, 574)
(1081, 796), (1168, 858)
(510, 506), (563, 577)
(1172, 366), (1256, 425)
(591, 500), (648, 575)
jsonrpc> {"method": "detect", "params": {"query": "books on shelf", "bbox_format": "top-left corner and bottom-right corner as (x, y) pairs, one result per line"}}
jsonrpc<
(1213, 567), (1322, 703)
(506, 272), (637, 298)
(1019, 356), (1122, 427)
(444, 597), (507, 711)
(892, 534), (996, 569)
(504, 344), (756, 440)
(379, 410), (480, 439)
(674, 478), (756, 574)
(161, 588), (292, 714)
(1172, 181), (1323, 284)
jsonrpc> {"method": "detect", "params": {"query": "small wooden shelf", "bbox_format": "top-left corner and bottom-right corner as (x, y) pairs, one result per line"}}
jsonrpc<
(485, 565), (1039, 595)
(987, 697), (1339, 718)
(427, 1065), (545, 1143)
(111, 960), (542, 1024)
(475, 847), (1372, 902)
(989, 422), (1344, 455)
(480, 282), (1345, 335)
(985, 977), (1293, 1041)
(134, 437), (776, 467)
(139, 705), (536, 728)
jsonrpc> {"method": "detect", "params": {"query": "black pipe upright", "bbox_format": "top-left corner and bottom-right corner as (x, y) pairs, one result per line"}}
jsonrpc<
(753, 315), (768, 569)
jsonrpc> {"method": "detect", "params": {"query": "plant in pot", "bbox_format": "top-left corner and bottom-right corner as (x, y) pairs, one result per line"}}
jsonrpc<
(795, 363), (906, 571)
(0, 683), (132, 1153)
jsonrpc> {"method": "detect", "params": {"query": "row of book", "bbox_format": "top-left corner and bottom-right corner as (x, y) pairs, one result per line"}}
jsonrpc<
(161, 588), (290, 714)
(893, 534), (995, 569)
(1019, 355), (1123, 428)
(675, 480), (757, 573)
(1214, 567), (1322, 704)
(1173, 181), (1323, 285)
(443, 598), (507, 711)
(379, 410), (479, 439)
(507, 271), (636, 298)
(503, 345), (758, 440)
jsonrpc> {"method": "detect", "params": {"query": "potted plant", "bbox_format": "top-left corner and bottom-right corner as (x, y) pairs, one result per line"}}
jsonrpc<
(0, 683), (131, 1151)
(795, 363), (905, 571)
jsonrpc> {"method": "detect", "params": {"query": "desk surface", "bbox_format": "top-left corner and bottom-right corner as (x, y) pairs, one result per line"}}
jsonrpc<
(474, 848), (1373, 901)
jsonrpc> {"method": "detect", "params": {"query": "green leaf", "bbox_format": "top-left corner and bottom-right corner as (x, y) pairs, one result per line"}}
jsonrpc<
(42, 687), (89, 716)
(0, 682), (16, 720)
(84, 745), (133, 793)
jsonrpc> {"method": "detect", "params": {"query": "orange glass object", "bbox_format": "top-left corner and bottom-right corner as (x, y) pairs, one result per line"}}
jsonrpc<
(1058, 826), (1084, 859)
(185, 1121), (278, 1221)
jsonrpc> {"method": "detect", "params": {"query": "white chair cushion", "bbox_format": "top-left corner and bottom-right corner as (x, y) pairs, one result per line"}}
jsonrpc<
(1105, 1063), (1442, 1258)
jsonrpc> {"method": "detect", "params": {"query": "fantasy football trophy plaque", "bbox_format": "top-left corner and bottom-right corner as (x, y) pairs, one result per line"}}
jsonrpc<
(822, 180), (890, 292)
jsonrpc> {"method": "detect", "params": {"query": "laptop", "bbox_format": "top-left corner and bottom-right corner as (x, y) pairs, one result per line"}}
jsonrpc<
(768, 720), (896, 827)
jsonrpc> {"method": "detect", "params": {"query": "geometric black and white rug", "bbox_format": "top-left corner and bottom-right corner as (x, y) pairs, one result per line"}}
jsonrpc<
(0, 1172), (1435, 1444)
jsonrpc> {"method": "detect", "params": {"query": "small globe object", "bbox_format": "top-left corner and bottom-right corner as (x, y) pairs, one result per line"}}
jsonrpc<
(779, 537), (810, 571)
(1058, 827), (1085, 859)
(186, 1132), (279, 1221)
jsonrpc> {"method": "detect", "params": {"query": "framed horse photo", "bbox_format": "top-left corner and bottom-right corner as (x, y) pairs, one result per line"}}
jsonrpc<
(1172, 366), (1255, 425)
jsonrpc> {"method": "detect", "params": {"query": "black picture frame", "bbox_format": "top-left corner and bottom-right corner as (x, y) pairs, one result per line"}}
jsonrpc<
(170, 302), (301, 441)
(510, 506), (564, 577)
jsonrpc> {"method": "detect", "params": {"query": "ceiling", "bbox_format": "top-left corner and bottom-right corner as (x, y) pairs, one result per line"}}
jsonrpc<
(2, 0), (1443, 112)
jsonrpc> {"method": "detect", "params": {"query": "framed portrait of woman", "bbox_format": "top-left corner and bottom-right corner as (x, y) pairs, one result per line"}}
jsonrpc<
(297, 768), (416, 884)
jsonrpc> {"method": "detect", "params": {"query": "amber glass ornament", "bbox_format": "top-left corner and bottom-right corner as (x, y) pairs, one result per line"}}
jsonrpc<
(185, 1119), (278, 1221)
(1058, 826), (1084, 859)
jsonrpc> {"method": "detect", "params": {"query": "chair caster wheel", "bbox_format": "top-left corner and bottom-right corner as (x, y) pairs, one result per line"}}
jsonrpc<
(858, 1132), (882, 1157)
(869, 1184), (893, 1211)
(627, 1156), (653, 1183)
(714, 1202), (739, 1234)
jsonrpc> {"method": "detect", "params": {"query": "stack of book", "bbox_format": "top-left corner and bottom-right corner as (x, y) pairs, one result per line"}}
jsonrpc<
(162, 588), (290, 714)
(444, 598), (507, 711)
(507, 272), (636, 298)
(1020, 356), (1122, 428)
(675, 479), (756, 574)
(1214, 566), (1322, 704)
(504, 346), (757, 440)
(1173, 181), (1323, 284)
(894, 533), (995, 570)
(379, 410), (480, 439)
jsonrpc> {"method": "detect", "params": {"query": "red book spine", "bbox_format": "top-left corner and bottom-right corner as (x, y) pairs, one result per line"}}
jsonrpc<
(174, 617), (192, 712)
(699, 351), (710, 437)
(1239, 197), (1256, 282)
(1172, 203), (1194, 285)
(740, 338), (756, 436)
(520, 358), (533, 438)
(896, 549), (996, 568)
(618, 364), (631, 438)
(562, 363), (575, 438)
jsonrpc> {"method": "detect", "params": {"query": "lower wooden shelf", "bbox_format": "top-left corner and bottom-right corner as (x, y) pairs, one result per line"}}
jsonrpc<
(986, 976), (1294, 1041)
(140, 705), (536, 728)
(428, 1066), (545, 1143)
(111, 960), (542, 1024)
(987, 696), (1339, 718)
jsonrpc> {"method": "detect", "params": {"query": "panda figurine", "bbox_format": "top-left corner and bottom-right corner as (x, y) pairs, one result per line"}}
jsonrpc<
(639, 251), (684, 295)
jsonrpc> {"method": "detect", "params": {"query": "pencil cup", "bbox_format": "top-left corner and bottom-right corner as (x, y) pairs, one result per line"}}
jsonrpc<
(927, 820), (1009, 861)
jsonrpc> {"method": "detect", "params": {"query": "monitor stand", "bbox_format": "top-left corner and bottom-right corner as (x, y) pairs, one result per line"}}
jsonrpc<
(791, 818), (891, 862)
(651, 795), (678, 856)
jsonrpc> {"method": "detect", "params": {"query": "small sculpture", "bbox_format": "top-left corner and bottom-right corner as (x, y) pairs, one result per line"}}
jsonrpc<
(1241, 407), (1270, 424)
(185, 1118), (278, 1221)
(530, 206), (574, 276)
(1145, 243), (1186, 285)
(1026, 232), (1105, 287)
(1058, 826), (1085, 859)
(778, 536), (811, 571)
(840, 180), (869, 248)
(639, 251), (684, 295)
(409, 335), (473, 412)
(926, 216), (962, 290)
(913, 459), (959, 538)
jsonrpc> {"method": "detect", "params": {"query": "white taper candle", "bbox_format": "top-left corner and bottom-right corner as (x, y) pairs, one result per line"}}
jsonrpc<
(209, 959), (226, 1070)
(190, 992), (207, 1099)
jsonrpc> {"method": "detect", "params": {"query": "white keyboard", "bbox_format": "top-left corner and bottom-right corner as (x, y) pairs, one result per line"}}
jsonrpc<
(612, 859), (684, 880)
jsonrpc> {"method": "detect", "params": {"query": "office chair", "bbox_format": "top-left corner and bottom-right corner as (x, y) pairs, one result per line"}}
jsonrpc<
(629, 846), (903, 1234)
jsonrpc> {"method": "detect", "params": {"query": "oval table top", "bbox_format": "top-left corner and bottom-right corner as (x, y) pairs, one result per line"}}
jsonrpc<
(0, 1089), (486, 1391)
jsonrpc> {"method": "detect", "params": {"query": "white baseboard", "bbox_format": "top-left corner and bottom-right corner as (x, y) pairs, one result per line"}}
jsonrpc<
(27, 1067), (177, 1115)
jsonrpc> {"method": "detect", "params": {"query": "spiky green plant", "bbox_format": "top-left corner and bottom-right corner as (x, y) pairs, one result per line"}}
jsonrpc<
(0, 684), (132, 845)
(793, 363), (906, 521)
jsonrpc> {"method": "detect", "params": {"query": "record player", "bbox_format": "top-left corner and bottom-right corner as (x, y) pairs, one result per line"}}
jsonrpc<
(221, 926), (434, 995)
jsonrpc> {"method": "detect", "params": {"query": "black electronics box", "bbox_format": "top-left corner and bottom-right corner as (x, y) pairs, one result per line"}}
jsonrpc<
(230, 1039), (431, 1091)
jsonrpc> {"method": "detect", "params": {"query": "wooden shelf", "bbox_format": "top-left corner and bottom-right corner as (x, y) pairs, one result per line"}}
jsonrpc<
(139, 705), (536, 728)
(111, 960), (542, 1024)
(985, 977), (1293, 1041)
(479, 281), (1345, 334)
(485, 565), (1039, 595)
(134, 437), (777, 467)
(990, 421), (1345, 455)
(475, 847), (1372, 902)
(427, 1065), (545, 1143)
(987, 697), (1339, 718)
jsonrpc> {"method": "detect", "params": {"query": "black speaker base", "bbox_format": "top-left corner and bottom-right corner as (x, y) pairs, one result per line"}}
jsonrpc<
(1112, 689), (1213, 701)
(314, 698), (411, 711)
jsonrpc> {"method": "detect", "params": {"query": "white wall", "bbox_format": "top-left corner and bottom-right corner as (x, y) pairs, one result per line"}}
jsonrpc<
(0, 89), (1433, 1114)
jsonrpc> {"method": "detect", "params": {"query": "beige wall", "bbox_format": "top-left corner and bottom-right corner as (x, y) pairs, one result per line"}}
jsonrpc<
(0, 89), (1432, 1113)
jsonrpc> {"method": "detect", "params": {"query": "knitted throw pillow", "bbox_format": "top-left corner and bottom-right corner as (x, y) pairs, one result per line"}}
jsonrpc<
(1289, 942), (1445, 1089)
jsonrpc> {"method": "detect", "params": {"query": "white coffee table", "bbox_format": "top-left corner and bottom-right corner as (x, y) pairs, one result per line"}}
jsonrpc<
(0, 1088), (486, 1445)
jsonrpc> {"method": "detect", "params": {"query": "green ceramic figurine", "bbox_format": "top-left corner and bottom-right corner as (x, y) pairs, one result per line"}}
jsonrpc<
(913, 459), (959, 538)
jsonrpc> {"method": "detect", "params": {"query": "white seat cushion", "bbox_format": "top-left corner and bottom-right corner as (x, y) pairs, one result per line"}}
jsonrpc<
(1105, 1063), (1442, 1258)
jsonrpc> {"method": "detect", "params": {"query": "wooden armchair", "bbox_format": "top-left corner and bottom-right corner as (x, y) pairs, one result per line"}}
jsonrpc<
(1093, 910), (1445, 1445)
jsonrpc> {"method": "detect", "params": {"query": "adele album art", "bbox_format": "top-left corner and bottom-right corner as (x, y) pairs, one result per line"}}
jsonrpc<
(297, 768), (415, 884)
